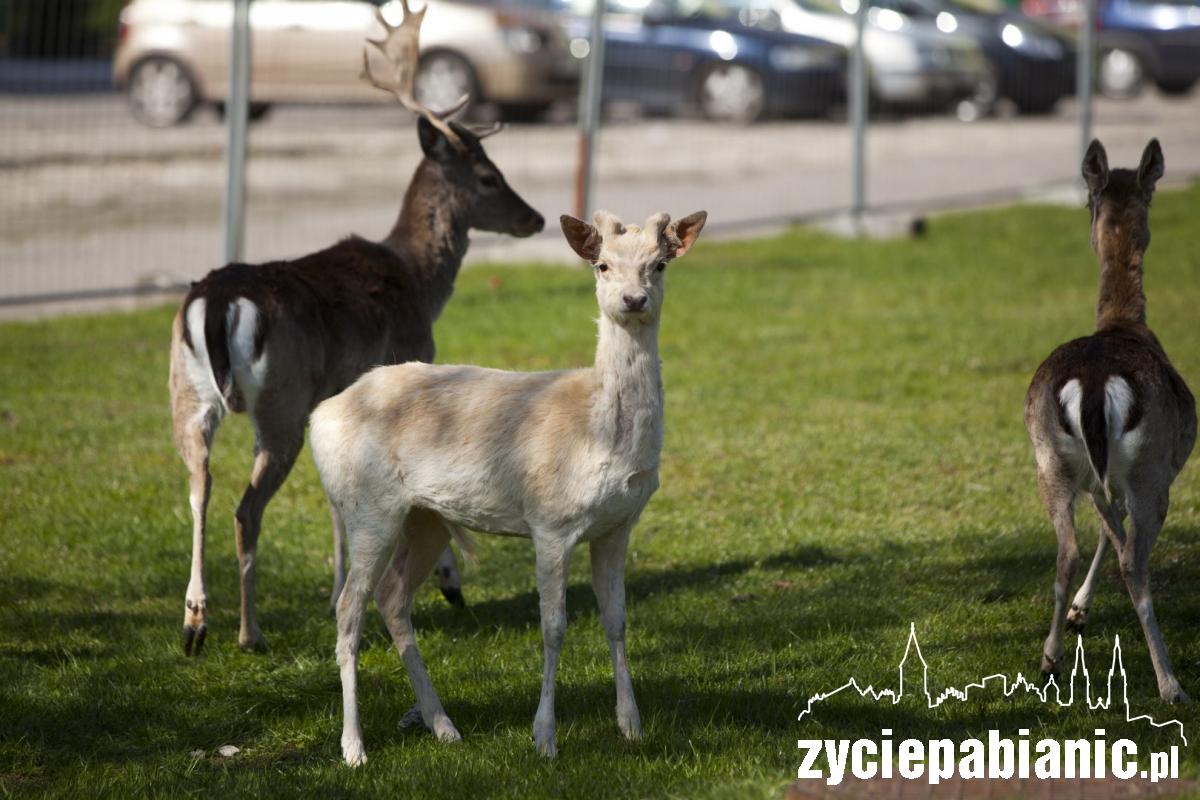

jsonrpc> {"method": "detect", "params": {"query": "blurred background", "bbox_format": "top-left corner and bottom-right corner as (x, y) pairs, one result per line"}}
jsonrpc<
(1, 0), (1197, 310)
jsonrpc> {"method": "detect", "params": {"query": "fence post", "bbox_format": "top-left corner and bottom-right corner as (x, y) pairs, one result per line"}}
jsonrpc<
(223, 0), (251, 264)
(574, 0), (607, 220)
(849, 0), (869, 231)
(1076, 0), (1095, 179)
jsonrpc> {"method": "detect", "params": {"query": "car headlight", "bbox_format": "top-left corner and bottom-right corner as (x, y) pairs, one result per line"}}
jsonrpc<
(999, 22), (1063, 58)
(770, 45), (837, 70)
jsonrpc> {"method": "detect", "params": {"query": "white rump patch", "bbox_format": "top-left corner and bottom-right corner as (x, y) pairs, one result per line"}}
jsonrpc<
(1057, 378), (1084, 439)
(228, 298), (269, 415)
(1104, 375), (1136, 439)
(183, 299), (226, 414)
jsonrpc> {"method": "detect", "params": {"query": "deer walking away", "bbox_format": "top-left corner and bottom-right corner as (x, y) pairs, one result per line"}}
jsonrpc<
(167, 0), (544, 655)
(1025, 138), (1195, 703)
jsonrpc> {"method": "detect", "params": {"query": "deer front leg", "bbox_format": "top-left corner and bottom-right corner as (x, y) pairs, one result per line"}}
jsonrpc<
(434, 545), (464, 607)
(1068, 508), (1112, 632)
(590, 524), (641, 741)
(532, 536), (573, 758)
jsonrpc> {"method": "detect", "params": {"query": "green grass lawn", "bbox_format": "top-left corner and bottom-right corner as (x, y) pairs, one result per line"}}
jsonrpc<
(2, 187), (1200, 798)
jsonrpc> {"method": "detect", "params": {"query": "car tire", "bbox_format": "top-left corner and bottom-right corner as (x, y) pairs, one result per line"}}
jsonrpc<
(1098, 48), (1144, 98)
(415, 51), (479, 117)
(1155, 78), (1196, 96)
(696, 62), (765, 123)
(128, 56), (199, 128)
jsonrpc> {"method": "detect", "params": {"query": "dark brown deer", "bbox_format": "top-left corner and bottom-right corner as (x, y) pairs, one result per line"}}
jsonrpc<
(168, 0), (543, 655)
(1025, 138), (1195, 702)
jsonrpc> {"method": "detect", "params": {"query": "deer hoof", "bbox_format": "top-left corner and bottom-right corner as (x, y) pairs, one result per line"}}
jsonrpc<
(238, 629), (267, 653)
(440, 586), (465, 608)
(182, 623), (207, 656)
(1040, 652), (1060, 679)
(399, 705), (426, 731)
(1065, 605), (1088, 633)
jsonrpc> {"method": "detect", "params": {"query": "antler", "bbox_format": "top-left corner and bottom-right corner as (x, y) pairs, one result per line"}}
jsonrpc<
(360, 0), (469, 149)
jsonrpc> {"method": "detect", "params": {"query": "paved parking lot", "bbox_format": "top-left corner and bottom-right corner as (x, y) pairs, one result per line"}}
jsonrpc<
(2, 92), (1198, 310)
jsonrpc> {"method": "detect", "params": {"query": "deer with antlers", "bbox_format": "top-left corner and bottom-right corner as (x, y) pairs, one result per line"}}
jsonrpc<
(168, 0), (543, 655)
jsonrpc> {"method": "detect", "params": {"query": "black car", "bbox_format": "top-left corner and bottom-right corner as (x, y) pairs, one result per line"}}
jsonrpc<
(873, 0), (1076, 113)
(568, 0), (847, 121)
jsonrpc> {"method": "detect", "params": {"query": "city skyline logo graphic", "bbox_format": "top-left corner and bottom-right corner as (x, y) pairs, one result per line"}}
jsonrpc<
(797, 624), (1187, 746)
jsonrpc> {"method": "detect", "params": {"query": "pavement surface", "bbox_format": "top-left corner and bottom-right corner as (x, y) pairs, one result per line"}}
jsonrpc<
(1, 92), (1198, 315)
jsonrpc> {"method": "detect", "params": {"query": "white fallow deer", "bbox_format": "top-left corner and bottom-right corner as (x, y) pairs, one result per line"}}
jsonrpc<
(168, 0), (543, 655)
(1025, 138), (1195, 702)
(308, 209), (707, 766)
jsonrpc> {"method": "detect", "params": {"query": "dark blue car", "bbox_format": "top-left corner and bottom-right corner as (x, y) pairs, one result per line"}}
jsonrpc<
(568, 0), (847, 121)
(873, 0), (1076, 113)
(1096, 0), (1200, 96)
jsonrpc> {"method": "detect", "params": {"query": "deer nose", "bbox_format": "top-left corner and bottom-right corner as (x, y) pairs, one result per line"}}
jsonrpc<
(526, 211), (545, 233)
(623, 293), (648, 312)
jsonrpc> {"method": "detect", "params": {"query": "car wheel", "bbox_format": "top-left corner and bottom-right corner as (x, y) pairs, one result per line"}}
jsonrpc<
(415, 52), (478, 116)
(1155, 77), (1196, 96)
(1098, 48), (1144, 98)
(956, 67), (998, 121)
(128, 56), (198, 127)
(697, 62), (765, 123)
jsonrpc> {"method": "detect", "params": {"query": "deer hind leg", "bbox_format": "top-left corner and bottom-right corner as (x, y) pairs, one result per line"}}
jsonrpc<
(234, 408), (305, 652)
(330, 502), (347, 615)
(1119, 488), (1187, 703)
(336, 503), (409, 767)
(170, 315), (225, 657)
(1038, 472), (1079, 678)
(376, 509), (461, 743)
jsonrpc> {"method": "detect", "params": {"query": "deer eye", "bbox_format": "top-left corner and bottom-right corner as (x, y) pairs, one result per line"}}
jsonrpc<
(595, 263), (609, 273)
(480, 174), (500, 189)
(655, 261), (667, 272)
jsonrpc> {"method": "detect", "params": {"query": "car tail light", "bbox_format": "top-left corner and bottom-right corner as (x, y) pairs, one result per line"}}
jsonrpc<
(117, 5), (132, 45)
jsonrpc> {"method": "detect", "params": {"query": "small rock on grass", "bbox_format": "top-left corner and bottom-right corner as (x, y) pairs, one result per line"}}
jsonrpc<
(217, 745), (240, 758)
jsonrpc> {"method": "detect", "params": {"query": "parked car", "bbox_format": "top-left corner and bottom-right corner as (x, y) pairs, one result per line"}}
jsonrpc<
(113, 0), (578, 126)
(566, 0), (847, 122)
(767, 0), (991, 110)
(872, 0), (1076, 113)
(1020, 0), (1200, 97)
(1095, 0), (1200, 96)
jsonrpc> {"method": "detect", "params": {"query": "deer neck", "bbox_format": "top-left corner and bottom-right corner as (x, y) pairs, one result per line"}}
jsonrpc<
(1095, 246), (1147, 330)
(591, 313), (664, 468)
(383, 160), (472, 320)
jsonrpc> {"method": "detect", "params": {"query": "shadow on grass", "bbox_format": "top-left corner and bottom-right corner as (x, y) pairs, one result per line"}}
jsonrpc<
(3, 525), (1197, 775)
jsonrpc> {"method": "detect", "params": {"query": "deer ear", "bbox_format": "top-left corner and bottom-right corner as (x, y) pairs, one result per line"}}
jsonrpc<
(665, 211), (707, 258)
(417, 116), (455, 162)
(559, 215), (602, 262)
(1081, 139), (1109, 195)
(1137, 138), (1164, 193)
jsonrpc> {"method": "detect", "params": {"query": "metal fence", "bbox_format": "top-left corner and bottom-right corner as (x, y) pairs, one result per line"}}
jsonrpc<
(1, 0), (1198, 310)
